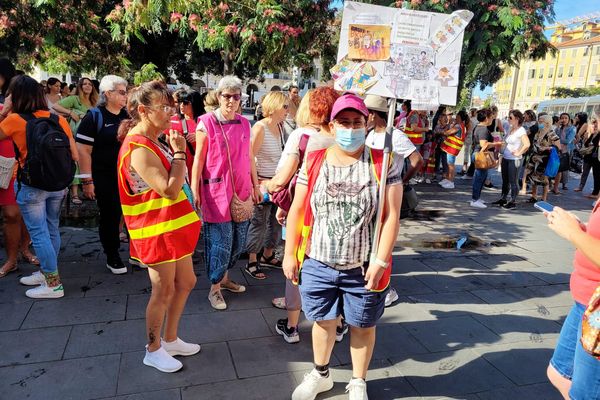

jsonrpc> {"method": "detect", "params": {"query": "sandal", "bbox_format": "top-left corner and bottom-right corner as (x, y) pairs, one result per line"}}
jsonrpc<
(71, 196), (82, 205)
(0, 263), (18, 278)
(260, 254), (282, 269)
(220, 280), (247, 293)
(551, 190), (562, 195)
(21, 252), (40, 266)
(574, 187), (583, 192)
(272, 297), (286, 310)
(244, 262), (267, 280)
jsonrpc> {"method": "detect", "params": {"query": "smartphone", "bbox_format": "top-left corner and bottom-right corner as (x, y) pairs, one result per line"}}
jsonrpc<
(534, 201), (554, 213)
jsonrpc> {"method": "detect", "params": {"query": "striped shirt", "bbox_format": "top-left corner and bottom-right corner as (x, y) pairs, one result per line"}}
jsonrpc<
(255, 122), (284, 178)
(297, 147), (402, 270)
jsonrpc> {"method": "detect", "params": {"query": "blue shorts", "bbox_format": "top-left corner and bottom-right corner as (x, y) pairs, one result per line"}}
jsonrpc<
(299, 258), (387, 328)
(446, 152), (457, 164)
(550, 302), (600, 399)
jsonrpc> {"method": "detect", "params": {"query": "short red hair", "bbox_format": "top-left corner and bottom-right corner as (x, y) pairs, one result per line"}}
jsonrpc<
(309, 86), (340, 125)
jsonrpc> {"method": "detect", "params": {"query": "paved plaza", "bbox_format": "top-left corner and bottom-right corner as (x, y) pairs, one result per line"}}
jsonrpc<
(0, 169), (595, 400)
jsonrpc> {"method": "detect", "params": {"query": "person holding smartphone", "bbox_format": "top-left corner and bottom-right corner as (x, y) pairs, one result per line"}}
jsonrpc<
(167, 90), (203, 176)
(546, 202), (600, 399)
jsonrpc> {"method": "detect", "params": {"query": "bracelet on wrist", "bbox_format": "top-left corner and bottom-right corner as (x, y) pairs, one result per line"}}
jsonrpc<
(173, 151), (186, 155)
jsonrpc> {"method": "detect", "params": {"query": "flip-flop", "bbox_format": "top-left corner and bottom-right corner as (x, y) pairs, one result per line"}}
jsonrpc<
(272, 297), (286, 310)
(71, 196), (83, 205)
(0, 263), (18, 278)
(21, 253), (40, 266)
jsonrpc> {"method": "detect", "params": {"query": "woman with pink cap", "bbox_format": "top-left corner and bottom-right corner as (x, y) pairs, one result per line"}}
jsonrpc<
(283, 94), (403, 400)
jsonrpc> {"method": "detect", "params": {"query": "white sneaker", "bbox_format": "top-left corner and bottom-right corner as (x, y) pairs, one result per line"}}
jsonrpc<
(292, 368), (334, 400)
(20, 271), (46, 286)
(161, 337), (201, 356)
(346, 378), (369, 400)
(143, 346), (183, 373)
(25, 282), (64, 299)
(425, 178), (432, 184)
(460, 175), (472, 180)
(385, 287), (399, 307)
(441, 181), (455, 189)
(470, 199), (487, 209)
(438, 179), (449, 186)
(208, 290), (227, 310)
(409, 178), (419, 185)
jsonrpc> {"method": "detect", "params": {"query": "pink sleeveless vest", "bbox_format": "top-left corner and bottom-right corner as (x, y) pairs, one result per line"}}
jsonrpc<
(198, 112), (252, 223)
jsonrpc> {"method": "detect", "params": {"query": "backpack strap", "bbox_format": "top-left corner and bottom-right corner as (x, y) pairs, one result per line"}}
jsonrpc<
(90, 108), (103, 133)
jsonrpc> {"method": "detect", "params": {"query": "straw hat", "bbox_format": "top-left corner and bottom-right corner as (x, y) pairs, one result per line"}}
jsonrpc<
(364, 95), (388, 113)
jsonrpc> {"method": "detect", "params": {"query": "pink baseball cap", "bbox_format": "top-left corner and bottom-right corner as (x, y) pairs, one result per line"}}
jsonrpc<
(330, 94), (369, 121)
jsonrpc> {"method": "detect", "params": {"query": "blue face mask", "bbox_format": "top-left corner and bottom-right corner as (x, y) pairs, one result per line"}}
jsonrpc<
(538, 123), (544, 130)
(335, 127), (366, 152)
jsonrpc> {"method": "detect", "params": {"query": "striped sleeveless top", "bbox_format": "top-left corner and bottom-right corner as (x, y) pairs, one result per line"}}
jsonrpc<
(256, 122), (284, 178)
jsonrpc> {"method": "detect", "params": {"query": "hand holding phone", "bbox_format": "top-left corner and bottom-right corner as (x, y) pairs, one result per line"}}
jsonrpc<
(534, 201), (554, 214)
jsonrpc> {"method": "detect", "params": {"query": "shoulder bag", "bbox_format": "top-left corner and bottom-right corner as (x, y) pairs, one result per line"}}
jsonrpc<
(214, 113), (254, 223)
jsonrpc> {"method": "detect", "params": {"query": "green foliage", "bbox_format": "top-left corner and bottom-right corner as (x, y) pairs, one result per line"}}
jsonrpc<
(552, 86), (600, 99)
(133, 63), (165, 85)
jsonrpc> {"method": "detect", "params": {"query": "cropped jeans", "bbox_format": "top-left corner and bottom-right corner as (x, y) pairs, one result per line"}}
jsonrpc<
(14, 182), (65, 274)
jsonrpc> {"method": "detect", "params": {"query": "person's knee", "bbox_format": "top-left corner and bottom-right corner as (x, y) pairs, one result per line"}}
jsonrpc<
(315, 319), (338, 330)
(151, 282), (176, 304)
(350, 325), (375, 338)
(2, 206), (21, 225)
(175, 275), (197, 293)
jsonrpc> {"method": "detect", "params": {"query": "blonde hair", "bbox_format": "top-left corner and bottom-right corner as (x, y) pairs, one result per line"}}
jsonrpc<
(295, 90), (313, 128)
(203, 90), (219, 113)
(261, 91), (288, 118)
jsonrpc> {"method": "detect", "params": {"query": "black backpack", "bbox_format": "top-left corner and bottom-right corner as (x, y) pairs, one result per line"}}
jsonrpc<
(14, 113), (75, 191)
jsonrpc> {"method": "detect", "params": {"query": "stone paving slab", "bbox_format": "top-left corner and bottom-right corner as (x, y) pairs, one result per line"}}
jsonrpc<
(116, 343), (236, 395)
(0, 326), (71, 367)
(21, 295), (127, 329)
(0, 301), (31, 331)
(181, 373), (298, 400)
(106, 389), (182, 400)
(475, 382), (561, 400)
(64, 319), (146, 359)
(0, 354), (120, 400)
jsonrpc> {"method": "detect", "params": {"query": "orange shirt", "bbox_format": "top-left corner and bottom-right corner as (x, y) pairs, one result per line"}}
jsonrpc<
(571, 202), (600, 305)
(0, 110), (73, 167)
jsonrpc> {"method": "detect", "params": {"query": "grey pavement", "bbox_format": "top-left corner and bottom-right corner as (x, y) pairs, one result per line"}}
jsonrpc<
(0, 168), (595, 400)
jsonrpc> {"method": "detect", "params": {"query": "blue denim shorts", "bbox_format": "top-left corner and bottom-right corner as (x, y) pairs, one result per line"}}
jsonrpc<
(298, 258), (387, 328)
(550, 302), (600, 399)
(446, 152), (457, 164)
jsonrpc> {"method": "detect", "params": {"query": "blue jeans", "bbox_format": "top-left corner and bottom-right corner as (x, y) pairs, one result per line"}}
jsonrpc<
(471, 153), (488, 201)
(550, 302), (600, 399)
(203, 220), (250, 284)
(14, 182), (65, 274)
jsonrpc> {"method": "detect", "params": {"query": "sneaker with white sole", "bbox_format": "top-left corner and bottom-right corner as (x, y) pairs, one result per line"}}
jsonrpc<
(143, 345), (183, 373)
(106, 254), (127, 275)
(129, 257), (148, 269)
(460, 174), (473, 180)
(385, 287), (399, 307)
(275, 318), (300, 344)
(441, 181), (455, 189)
(20, 271), (46, 286)
(25, 282), (64, 299)
(208, 290), (227, 310)
(336, 321), (349, 342)
(161, 337), (201, 356)
(438, 179), (450, 186)
(470, 199), (487, 209)
(292, 368), (334, 400)
(346, 378), (369, 400)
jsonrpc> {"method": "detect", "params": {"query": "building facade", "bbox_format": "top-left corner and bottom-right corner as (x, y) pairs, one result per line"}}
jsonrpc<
(493, 20), (600, 116)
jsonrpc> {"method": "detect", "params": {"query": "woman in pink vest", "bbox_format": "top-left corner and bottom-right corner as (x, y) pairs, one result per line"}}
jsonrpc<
(191, 76), (261, 311)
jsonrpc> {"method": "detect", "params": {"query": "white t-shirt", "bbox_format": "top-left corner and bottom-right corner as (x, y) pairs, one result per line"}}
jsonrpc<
(276, 127), (316, 173)
(503, 126), (527, 160)
(366, 127), (415, 161)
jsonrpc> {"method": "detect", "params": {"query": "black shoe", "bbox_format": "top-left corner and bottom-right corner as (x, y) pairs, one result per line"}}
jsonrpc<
(502, 201), (516, 210)
(484, 182), (495, 189)
(106, 254), (127, 275)
(526, 197), (538, 204)
(275, 318), (299, 344)
(491, 199), (507, 206)
(336, 321), (349, 342)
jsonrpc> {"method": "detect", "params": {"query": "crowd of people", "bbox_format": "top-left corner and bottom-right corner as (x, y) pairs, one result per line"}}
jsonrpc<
(0, 55), (599, 399)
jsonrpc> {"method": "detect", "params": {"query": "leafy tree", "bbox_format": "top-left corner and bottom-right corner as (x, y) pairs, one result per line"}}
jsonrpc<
(133, 63), (164, 85)
(107, 0), (337, 79)
(552, 86), (600, 99)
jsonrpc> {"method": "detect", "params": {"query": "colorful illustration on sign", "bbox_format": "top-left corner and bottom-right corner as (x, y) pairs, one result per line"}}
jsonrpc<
(347, 24), (391, 61)
(330, 57), (355, 81)
(432, 65), (459, 87)
(428, 10), (473, 54)
(331, 60), (379, 96)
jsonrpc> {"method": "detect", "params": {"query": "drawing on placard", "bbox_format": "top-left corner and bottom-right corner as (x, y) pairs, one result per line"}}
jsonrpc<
(381, 44), (435, 96)
(409, 80), (439, 105)
(330, 57), (355, 81)
(347, 24), (391, 61)
(331, 60), (379, 95)
(432, 65), (458, 87)
(428, 10), (474, 54)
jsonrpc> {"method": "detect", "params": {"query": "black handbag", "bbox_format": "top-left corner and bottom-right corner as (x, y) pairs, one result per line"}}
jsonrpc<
(558, 152), (570, 172)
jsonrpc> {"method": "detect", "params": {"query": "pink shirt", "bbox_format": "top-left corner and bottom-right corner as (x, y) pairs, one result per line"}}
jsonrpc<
(197, 112), (252, 223)
(571, 202), (600, 305)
